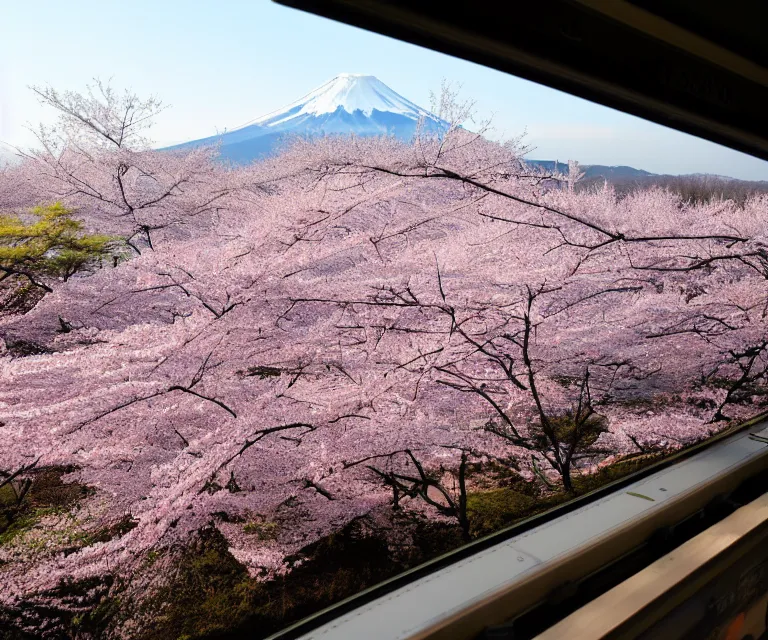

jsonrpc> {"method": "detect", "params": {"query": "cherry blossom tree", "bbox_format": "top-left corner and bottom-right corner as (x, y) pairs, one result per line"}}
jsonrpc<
(345, 447), (476, 542)
(18, 80), (233, 253)
(2, 81), (768, 638)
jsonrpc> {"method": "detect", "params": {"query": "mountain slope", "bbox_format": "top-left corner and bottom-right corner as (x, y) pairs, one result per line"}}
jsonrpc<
(164, 74), (449, 163)
(0, 142), (19, 167)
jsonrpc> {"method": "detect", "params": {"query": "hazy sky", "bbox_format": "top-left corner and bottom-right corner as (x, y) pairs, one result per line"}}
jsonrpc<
(2, 0), (768, 180)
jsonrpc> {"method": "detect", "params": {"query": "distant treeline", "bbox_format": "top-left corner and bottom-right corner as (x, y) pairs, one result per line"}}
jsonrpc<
(578, 173), (768, 206)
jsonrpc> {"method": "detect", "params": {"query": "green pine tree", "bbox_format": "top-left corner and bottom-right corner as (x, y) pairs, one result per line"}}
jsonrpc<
(0, 202), (117, 293)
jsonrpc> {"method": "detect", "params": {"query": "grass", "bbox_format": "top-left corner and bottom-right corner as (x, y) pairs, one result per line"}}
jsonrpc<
(0, 508), (50, 546)
(0, 467), (92, 547)
(243, 520), (279, 540)
(144, 527), (267, 640)
(467, 452), (666, 538)
(467, 488), (538, 537)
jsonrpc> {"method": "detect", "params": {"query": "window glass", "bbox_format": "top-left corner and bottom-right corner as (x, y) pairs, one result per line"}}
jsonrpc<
(2, 2), (768, 638)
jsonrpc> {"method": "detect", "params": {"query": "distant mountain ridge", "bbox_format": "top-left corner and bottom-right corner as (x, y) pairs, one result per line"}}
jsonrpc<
(526, 159), (768, 185)
(526, 160), (655, 180)
(0, 142), (19, 167)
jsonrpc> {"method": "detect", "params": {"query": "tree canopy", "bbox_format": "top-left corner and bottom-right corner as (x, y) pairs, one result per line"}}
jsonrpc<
(2, 80), (768, 638)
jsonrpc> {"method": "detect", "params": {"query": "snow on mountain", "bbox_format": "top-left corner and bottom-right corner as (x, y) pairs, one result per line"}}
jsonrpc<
(254, 73), (434, 124)
(163, 74), (449, 164)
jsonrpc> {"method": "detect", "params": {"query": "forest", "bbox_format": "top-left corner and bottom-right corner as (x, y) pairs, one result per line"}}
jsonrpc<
(1, 82), (768, 639)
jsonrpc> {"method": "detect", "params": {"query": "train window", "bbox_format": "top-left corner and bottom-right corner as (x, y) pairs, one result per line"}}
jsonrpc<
(2, 2), (768, 639)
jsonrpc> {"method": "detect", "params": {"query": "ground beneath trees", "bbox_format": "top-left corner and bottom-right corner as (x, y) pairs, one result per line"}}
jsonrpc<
(0, 451), (670, 639)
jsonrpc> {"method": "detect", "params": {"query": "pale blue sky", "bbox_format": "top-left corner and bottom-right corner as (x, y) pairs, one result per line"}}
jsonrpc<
(2, 0), (767, 180)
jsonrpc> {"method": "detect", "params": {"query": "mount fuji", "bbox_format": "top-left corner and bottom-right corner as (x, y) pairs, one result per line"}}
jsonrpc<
(163, 74), (450, 163)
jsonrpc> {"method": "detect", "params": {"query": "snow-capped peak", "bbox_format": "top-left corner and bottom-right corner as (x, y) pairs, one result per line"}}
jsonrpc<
(165, 73), (449, 163)
(250, 74), (434, 129)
